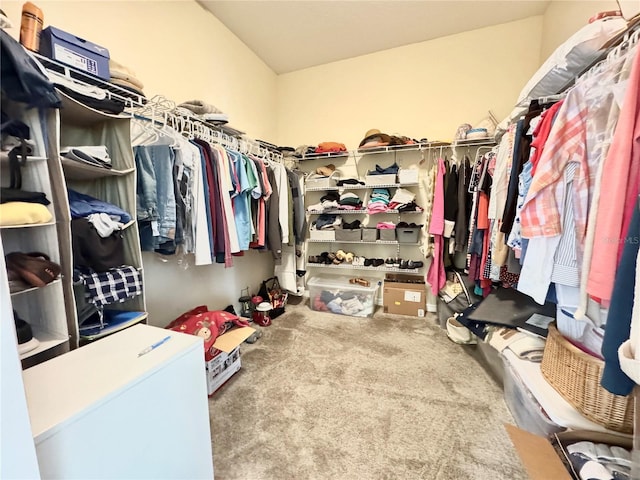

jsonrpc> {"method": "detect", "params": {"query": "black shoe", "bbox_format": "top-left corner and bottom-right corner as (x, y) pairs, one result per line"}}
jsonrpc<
(364, 258), (373, 267)
(372, 258), (384, 267)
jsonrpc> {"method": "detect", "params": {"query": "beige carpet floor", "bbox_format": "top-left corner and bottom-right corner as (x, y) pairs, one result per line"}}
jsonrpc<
(209, 300), (527, 480)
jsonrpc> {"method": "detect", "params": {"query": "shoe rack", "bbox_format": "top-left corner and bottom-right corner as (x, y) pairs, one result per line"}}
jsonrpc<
(1, 102), (73, 368)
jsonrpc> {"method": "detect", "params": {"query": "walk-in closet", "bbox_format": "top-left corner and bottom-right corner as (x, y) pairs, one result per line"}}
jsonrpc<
(2, 1), (640, 479)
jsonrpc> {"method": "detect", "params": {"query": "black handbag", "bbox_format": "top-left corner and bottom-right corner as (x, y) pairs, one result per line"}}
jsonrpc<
(258, 276), (288, 319)
(437, 270), (482, 329)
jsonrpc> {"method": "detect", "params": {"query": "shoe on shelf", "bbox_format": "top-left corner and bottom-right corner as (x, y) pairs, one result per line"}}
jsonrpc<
(14, 310), (39, 355)
(5, 251), (61, 288)
(372, 258), (384, 267)
(364, 258), (373, 267)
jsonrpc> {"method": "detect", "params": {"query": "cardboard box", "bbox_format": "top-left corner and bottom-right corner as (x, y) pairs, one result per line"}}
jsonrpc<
(205, 326), (254, 396)
(39, 26), (110, 80)
(506, 425), (633, 480)
(383, 274), (426, 317)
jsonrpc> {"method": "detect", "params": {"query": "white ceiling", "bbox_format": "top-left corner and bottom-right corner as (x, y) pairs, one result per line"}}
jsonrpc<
(198, 0), (551, 74)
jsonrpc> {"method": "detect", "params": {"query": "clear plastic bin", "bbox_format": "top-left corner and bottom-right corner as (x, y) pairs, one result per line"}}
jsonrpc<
(308, 275), (379, 317)
(503, 356), (566, 437)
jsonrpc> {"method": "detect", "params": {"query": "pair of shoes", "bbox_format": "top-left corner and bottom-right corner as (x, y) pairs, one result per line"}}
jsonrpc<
(14, 310), (40, 354)
(364, 258), (384, 267)
(5, 251), (61, 288)
(349, 277), (370, 287)
(352, 256), (366, 266)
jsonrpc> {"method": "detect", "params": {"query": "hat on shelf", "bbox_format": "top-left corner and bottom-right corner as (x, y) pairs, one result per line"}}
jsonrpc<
(359, 128), (391, 149)
(315, 164), (336, 176)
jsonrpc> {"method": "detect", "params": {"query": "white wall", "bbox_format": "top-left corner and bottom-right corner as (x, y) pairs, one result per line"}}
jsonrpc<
(2, 1), (277, 324)
(275, 16), (544, 149)
(540, 0), (640, 63)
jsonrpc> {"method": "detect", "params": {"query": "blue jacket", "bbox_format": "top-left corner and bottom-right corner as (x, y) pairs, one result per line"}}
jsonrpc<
(600, 197), (640, 396)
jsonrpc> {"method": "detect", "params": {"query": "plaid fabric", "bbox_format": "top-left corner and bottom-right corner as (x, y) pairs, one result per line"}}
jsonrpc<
(79, 266), (143, 307)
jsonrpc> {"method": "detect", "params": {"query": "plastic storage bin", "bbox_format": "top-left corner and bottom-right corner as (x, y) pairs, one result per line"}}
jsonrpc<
(378, 229), (396, 241)
(335, 229), (362, 241)
(396, 227), (420, 244)
(362, 228), (378, 242)
(503, 356), (565, 437)
(309, 229), (335, 241)
(308, 275), (379, 318)
(365, 174), (396, 185)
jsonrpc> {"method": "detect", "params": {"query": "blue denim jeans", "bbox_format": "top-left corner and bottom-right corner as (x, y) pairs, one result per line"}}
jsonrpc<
(135, 145), (176, 250)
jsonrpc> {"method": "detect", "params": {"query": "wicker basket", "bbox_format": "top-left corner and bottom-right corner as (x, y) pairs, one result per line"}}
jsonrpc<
(541, 323), (633, 433)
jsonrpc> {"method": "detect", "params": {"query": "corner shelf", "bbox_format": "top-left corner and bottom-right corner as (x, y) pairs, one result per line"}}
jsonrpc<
(79, 311), (148, 342)
(307, 209), (423, 215)
(61, 157), (135, 180)
(19, 332), (68, 361)
(10, 278), (62, 297)
(306, 182), (419, 192)
(307, 263), (422, 273)
(307, 239), (420, 245)
(1, 221), (56, 230)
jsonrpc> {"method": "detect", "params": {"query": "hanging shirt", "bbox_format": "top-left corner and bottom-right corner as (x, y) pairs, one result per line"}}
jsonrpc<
(227, 150), (252, 251)
(589, 46), (640, 305)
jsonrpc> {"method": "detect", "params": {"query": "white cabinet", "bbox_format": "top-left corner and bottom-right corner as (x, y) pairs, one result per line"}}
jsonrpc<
(23, 324), (214, 479)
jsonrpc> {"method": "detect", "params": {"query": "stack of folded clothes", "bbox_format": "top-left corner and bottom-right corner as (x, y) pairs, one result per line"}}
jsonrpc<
(388, 188), (414, 209)
(307, 192), (340, 212)
(315, 142), (347, 154)
(109, 59), (145, 99)
(61, 145), (112, 170)
(338, 192), (363, 210)
(342, 219), (361, 230)
(358, 129), (418, 150)
(177, 99), (229, 124)
(310, 214), (342, 231)
(367, 162), (399, 177)
(367, 188), (390, 214)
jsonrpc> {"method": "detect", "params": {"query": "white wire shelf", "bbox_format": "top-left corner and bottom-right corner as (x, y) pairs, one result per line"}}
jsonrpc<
(31, 52), (146, 108)
(297, 141), (452, 161)
(306, 263), (422, 273)
(306, 182), (419, 192)
(307, 239), (420, 245)
(307, 209), (423, 215)
(452, 139), (497, 147)
(0, 153), (47, 164)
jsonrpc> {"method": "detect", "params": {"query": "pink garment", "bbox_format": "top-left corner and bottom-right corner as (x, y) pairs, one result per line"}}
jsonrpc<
(588, 48), (640, 304)
(376, 222), (396, 229)
(427, 158), (447, 294)
(429, 158), (446, 236)
(367, 203), (388, 214)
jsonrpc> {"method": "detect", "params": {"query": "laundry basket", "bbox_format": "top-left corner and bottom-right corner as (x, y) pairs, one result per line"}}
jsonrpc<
(540, 323), (633, 433)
